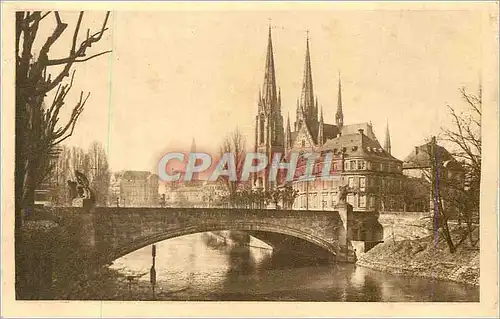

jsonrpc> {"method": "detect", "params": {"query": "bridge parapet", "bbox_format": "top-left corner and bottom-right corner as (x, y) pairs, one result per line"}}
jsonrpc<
(51, 204), (382, 264)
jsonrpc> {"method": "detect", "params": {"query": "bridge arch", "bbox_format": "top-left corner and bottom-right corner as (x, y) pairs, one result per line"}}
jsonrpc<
(107, 222), (338, 263)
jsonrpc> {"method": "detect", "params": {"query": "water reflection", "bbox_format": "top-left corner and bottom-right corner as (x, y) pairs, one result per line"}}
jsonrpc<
(110, 232), (479, 301)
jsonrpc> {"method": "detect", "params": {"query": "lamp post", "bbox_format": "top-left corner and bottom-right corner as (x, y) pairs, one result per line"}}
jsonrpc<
(150, 244), (157, 300)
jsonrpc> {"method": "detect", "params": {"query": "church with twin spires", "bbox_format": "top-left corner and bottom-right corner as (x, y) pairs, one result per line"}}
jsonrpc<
(254, 27), (404, 212)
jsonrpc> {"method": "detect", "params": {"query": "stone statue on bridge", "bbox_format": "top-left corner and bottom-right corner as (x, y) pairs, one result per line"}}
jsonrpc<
(68, 170), (96, 208)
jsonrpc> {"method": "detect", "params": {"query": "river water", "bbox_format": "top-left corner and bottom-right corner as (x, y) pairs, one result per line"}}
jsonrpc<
(109, 233), (479, 302)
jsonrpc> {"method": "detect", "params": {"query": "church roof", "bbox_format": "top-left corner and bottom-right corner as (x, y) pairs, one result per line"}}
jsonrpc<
(289, 122), (339, 146)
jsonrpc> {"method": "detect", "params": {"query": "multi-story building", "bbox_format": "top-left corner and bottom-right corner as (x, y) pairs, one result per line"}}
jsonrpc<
(164, 179), (229, 208)
(253, 28), (404, 211)
(402, 138), (465, 213)
(110, 170), (159, 207)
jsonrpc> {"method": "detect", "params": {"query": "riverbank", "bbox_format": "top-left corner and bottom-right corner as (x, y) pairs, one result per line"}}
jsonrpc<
(356, 227), (479, 286)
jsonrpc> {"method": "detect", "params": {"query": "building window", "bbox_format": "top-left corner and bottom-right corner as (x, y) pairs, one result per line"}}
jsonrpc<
(344, 161), (349, 171)
(380, 163), (384, 171)
(322, 194), (328, 209)
(359, 195), (366, 208)
(333, 161), (338, 172)
(357, 160), (366, 170)
(348, 177), (354, 188)
(322, 181), (328, 190)
(369, 196), (376, 208)
(331, 192), (337, 207)
(359, 177), (366, 191)
(350, 161), (356, 170)
(366, 161), (372, 170)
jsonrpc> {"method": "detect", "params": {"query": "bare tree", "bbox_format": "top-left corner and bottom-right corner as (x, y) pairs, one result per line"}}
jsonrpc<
(15, 12), (111, 298)
(51, 145), (72, 205)
(86, 141), (111, 206)
(441, 87), (481, 245)
(15, 11), (111, 221)
(427, 136), (456, 253)
(219, 128), (247, 202)
(70, 145), (90, 176)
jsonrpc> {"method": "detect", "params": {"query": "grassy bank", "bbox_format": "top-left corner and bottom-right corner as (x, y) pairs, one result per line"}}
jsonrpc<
(356, 227), (479, 286)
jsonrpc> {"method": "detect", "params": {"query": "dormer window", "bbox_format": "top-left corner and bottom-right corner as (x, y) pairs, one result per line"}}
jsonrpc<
(352, 146), (358, 151)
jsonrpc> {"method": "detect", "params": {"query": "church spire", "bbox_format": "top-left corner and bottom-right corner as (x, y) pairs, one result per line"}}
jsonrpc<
(190, 137), (196, 153)
(318, 106), (324, 145)
(384, 121), (391, 154)
(335, 73), (344, 129)
(262, 24), (277, 110)
(299, 34), (315, 124)
(285, 112), (292, 148)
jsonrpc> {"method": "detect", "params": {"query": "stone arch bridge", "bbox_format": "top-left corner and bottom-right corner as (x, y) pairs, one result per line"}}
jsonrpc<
(53, 204), (383, 264)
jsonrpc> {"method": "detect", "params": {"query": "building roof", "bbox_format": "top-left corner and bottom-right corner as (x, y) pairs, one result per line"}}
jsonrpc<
(403, 142), (461, 169)
(119, 170), (153, 180)
(341, 123), (378, 142)
(319, 130), (402, 162)
(323, 123), (340, 140)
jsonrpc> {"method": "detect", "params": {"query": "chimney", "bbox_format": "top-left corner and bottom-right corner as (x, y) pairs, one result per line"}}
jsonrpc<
(358, 129), (364, 135)
(415, 146), (419, 155)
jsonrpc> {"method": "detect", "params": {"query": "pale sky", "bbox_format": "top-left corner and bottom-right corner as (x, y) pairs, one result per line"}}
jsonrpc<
(50, 9), (487, 172)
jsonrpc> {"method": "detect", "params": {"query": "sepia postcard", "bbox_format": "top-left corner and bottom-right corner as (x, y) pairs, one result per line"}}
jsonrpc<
(1, 1), (499, 318)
